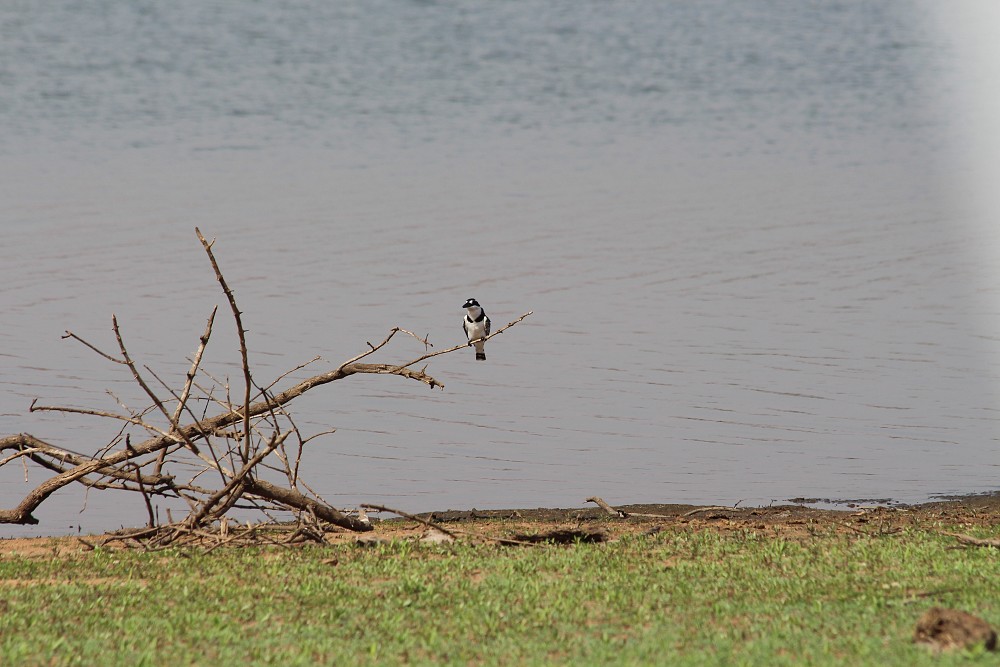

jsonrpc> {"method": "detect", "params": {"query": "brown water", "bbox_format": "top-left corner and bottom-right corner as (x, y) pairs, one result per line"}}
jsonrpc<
(2, 0), (999, 535)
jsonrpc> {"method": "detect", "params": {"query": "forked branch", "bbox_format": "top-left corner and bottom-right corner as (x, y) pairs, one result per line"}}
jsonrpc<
(0, 229), (532, 540)
(196, 227), (253, 462)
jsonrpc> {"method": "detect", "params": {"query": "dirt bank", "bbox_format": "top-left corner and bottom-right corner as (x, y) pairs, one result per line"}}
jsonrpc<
(2, 494), (998, 557)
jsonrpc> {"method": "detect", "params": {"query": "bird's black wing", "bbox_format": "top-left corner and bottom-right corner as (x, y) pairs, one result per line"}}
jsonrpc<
(484, 315), (491, 337)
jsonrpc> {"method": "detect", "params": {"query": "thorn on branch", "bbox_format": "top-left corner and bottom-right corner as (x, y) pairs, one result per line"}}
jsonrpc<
(396, 328), (434, 349)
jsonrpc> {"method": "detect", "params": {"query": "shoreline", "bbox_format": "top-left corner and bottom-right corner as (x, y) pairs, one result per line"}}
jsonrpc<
(3, 491), (999, 555)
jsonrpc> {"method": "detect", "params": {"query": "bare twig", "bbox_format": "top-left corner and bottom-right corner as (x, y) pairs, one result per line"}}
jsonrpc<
(182, 431), (290, 532)
(30, 401), (165, 435)
(111, 314), (173, 426)
(196, 227), (253, 463)
(61, 330), (123, 364)
(396, 328), (434, 350)
(172, 307), (218, 428)
(261, 356), (322, 396)
(127, 435), (156, 528)
(337, 328), (404, 370)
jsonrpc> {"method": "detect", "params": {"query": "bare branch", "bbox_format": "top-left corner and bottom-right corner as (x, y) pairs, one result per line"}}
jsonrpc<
(0, 434), (173, 489)
(171, 306), (217, 428)
(396, 328), (434, 350)
(337, 328), (403, 369)
(586, 496), (629, 518)
(196, 227), (253, 462)
(0, 231), (532, 534)
(61, 330), (124, 365)
(261, 355), (322, 395)
(111, 316), (187, 440)
(0, 433), (170, 524)
(244, 478), (373, 532)
(183, 431), (290, 531)
(390, 311), (533, 373)
(29, 403), (173, 438)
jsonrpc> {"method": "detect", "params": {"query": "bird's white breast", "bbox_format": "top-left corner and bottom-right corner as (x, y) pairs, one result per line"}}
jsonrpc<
(465, 311), (487, 340)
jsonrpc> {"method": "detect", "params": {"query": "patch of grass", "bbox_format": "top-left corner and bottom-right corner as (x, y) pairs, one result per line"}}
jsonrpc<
(1, 525), (998, 665)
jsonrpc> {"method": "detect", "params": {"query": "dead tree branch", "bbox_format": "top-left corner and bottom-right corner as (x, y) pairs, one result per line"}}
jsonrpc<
(586, 496), (629, 518)
(0, 229), (532, 541)
(196, 227), (253, 462)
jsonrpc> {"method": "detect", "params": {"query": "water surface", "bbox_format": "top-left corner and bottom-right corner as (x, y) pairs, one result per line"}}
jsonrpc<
(2, 0), (1000, 536)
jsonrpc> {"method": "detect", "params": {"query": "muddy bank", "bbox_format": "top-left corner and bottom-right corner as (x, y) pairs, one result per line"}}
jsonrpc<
(408, 493), (1000, 540)
(2, 493), (998, 557)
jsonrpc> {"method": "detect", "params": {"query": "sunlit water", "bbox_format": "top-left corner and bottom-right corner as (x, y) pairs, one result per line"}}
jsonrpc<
(2, 0), (1000, 536)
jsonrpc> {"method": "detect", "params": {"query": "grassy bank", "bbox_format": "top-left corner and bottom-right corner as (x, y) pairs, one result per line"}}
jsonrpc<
(1, 511), (999, 665)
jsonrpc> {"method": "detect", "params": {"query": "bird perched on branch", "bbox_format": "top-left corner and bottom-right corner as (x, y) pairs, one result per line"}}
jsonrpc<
(462, 298), (491, 361)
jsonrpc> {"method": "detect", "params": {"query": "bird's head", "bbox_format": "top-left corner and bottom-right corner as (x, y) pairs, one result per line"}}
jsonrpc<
(462, 298), (481, 310)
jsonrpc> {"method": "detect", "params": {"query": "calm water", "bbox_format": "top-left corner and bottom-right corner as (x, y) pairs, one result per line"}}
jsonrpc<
(3, 1), (1000, 536)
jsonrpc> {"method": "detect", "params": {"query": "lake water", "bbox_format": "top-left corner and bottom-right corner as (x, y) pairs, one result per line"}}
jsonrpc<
(3, 0), (1000, 536)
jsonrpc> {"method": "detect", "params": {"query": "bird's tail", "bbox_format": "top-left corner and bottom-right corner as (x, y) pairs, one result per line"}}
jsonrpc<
(474, 341), (486, 361)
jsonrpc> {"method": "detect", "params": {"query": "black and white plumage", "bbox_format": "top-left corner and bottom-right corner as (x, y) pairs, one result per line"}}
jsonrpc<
(462, 298), (491, 361)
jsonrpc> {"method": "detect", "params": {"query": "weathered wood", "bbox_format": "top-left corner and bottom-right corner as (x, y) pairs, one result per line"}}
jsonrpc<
(254, 479), (372, 532)
(3, 359), (450, 526)
(586, 496), (628, 518)
(943, 532), (1000, 548)
(0, 229), (531, 537)
(196, 227), (253, 461)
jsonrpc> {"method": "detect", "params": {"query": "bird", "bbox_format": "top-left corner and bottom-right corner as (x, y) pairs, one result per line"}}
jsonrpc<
(462, 298), (491, 361)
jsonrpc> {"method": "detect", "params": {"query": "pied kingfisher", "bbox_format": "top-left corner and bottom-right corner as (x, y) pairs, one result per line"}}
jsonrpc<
(462, 298), (491, 361)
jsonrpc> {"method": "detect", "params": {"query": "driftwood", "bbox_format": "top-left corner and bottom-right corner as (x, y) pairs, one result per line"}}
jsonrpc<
(586, 496), (628, 518)
(0, 228), (531, 545)
(942, 532), (1000, 549)
(585, 495), (692, 520)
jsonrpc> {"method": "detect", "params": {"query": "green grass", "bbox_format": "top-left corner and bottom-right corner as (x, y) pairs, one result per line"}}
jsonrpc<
(1, 524), (998, 666)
